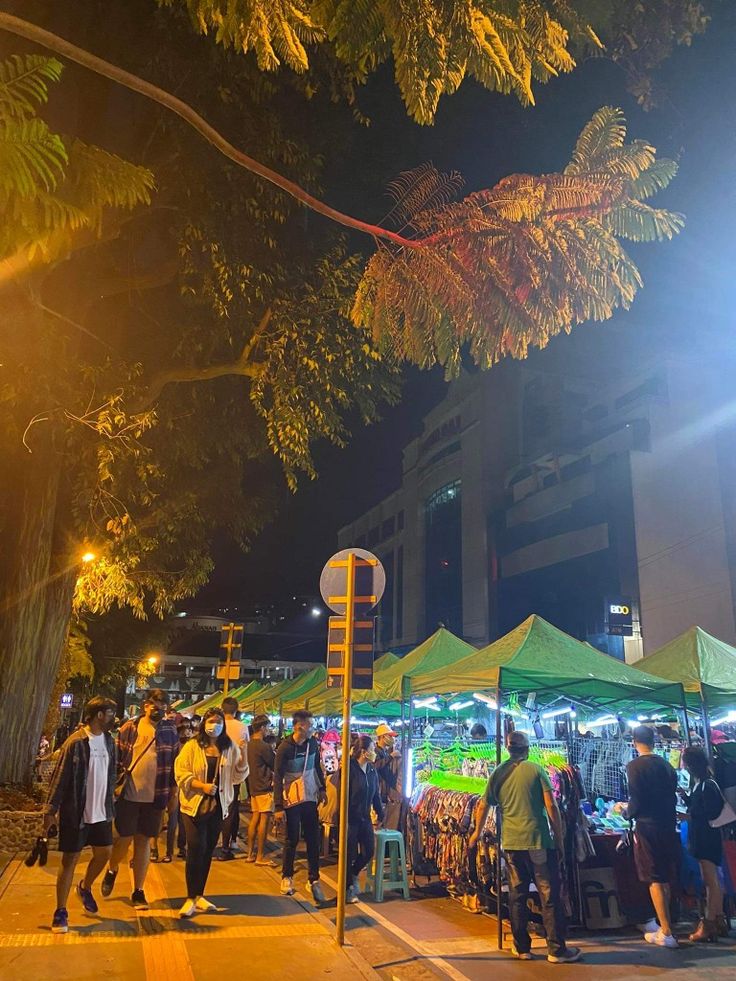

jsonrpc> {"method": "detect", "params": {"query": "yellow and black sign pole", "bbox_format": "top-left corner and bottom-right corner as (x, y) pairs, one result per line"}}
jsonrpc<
(335, 551), (356, 947)
(323, 548), (382, 947)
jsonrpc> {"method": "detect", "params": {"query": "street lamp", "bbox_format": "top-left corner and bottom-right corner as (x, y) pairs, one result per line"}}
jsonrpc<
(146, 655), (158, 666)
(311, 607), (322, 617)
(81, 551), (96, 564)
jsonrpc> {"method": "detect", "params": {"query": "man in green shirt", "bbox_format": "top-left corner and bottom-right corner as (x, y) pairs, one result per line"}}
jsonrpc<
(470, 731), (581, 963)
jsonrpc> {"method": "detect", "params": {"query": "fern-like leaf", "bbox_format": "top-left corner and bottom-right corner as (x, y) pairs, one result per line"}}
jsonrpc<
(0, 54), (64, 118)
(353, 107), (683, 372)
(0, 117), (67, 196)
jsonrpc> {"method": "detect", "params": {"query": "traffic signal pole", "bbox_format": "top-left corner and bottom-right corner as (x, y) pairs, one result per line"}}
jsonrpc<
(335, 550), (356, 947)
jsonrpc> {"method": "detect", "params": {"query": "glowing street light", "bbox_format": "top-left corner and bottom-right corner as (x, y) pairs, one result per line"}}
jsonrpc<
(146, 655), (158, 666)
(81, 551), (96, 564)
(311, 607), (322, 617)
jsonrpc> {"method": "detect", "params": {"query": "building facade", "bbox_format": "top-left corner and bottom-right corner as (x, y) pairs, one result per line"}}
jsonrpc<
(338, 353), (736, 661)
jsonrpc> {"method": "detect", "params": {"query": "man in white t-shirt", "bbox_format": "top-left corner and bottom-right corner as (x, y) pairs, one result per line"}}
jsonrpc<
(44, 696), (118, 934)
(218, 696), (249, 859)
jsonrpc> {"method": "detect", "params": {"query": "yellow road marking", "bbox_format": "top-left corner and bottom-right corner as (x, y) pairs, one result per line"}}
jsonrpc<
(0, 921), (328, 948)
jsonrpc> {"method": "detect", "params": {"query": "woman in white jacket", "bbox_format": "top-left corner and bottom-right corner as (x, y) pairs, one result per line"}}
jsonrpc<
(175, 707), (247, 917)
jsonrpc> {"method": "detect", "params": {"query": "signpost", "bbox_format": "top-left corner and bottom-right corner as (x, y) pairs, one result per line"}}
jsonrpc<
(59, 692), (73, 710)
(320, 548), (384, 946)
(217, 622), (244, 695)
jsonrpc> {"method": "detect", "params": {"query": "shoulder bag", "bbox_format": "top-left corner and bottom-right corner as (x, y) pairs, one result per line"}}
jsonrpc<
(114, 733), (156, 800)
(197, 752), (221, 816)
(284, 741), (311, 808)
(707, 779), (736, 828)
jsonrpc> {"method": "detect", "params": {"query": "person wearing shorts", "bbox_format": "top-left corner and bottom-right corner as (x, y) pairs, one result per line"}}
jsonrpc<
(627, 725), (681, 948)
(246, 715), (276, 864)
(101, 689), (179, 910)
(44, 696), (118, 934)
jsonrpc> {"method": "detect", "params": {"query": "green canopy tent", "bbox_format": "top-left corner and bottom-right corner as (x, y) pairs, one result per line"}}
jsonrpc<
(276, 665), (329, 714)
(235, 680), (264, 712)
(184, 683), (249, 716)
(241, 675), (293, 714)
(410, 615), (687, 714)
(408, 615), (688, 953)
(373, 628), (476, 702)
(635, 627), (736, 712)
(299, 651), (400, 716)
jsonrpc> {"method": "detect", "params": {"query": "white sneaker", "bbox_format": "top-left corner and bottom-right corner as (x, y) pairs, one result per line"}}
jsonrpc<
(195, 896), (216, 912)
(346, 883), (359, 904)
(511, 946), (533, 960)
(638, 918), (659, 934)
(307, 880), (326, 904)
(645, 929), (678, 948)
(280, 876), (295, 896)
(179, 899), (196, 918)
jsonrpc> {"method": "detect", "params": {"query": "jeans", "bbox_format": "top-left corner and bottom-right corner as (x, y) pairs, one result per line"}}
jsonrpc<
(220, 785), (241, 850)
(506, 848), (567, 956)
(348, 817), (374, 878)
(282, 801), (320, 883)
(181, 803), (223, 899)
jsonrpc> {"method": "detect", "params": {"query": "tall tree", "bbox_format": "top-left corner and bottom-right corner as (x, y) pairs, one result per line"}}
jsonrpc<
(0, 0), (687, 782)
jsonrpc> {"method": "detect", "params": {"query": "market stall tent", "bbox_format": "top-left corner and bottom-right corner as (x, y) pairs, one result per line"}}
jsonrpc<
(373, 628), (476, 701)
(296, 651), (401, 715)
(635, 626), (736, 711)
(184, 683), (249, 716)
(410, 615), (687, 712)
(276, 665), (329, 714)
(235, 680), (264, 711)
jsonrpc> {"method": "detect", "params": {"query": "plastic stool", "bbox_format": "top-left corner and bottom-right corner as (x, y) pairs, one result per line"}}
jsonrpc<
(367, 829), (410, 901)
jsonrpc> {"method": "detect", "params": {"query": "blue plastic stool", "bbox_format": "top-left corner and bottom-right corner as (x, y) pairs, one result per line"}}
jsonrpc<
(366, 829), (410, 901)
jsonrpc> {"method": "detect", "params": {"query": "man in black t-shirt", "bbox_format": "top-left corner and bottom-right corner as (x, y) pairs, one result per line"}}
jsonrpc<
(246, 715), (276, 865)
(626, 725), (680, 948)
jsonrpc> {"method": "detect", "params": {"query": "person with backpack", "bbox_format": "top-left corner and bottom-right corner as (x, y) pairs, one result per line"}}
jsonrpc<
(681, 745), (729, 941)
(470, 730), (581, 963)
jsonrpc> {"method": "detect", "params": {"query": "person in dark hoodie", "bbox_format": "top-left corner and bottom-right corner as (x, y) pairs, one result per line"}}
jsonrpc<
(339, 734), (384, 904)
(44, 696), (118, 934)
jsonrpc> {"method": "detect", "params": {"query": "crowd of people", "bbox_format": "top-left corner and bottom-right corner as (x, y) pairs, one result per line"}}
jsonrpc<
(41, 690), (393, 933)
(40, 689), (733, 960)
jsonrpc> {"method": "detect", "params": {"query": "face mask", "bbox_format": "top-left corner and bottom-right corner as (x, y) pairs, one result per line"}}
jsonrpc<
(149, 708), (164, 722)
(206, 722), (224, 737)
(365, 749), (377, 763)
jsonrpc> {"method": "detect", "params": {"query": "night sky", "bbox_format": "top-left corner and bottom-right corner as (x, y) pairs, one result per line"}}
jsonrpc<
(194, 2), (736, 612)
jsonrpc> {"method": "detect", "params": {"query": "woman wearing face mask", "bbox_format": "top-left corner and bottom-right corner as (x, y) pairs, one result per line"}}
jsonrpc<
(174, 707), (246, 917)
(339, 734), (384, 904)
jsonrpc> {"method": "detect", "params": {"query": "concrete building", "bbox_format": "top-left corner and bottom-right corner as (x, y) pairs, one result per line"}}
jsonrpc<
(338, 350), (736, 661)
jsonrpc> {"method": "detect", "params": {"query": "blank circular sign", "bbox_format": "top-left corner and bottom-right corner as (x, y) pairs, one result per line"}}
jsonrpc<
(320, 548), (386, 615)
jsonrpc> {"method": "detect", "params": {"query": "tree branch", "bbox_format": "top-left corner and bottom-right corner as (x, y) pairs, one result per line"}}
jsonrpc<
(0, 12), (422, 252)
(132, 308), (272, 412)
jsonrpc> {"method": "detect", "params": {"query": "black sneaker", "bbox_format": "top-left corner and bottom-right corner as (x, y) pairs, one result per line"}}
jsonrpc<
(548, 946), (582, 964)
(131, 889), (149, 910)
(217, 848), (235, 862)
(100, 869), (117, 898)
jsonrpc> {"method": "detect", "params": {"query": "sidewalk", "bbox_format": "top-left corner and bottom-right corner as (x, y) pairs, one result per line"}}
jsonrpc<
(0, 848), (376, 981)
(1, 843), (735, 981)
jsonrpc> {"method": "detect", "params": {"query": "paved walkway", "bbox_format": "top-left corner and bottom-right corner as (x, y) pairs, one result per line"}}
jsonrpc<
(1, 844), (735, 981)
(0, 849), (374, 981)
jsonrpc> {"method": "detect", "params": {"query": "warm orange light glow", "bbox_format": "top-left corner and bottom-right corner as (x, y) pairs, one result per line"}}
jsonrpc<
(147, 655), (158, 665)
(81, 551), (96, 563)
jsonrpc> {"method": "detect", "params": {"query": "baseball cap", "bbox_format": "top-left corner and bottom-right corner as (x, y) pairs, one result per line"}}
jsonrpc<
(375, 723), (397, 738)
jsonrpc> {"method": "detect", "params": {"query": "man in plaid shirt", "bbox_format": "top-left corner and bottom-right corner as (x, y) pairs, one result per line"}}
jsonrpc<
(100, 689), (179, 910)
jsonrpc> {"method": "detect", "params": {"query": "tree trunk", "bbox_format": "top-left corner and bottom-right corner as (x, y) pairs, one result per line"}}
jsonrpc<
(0, 437), (77, 785)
